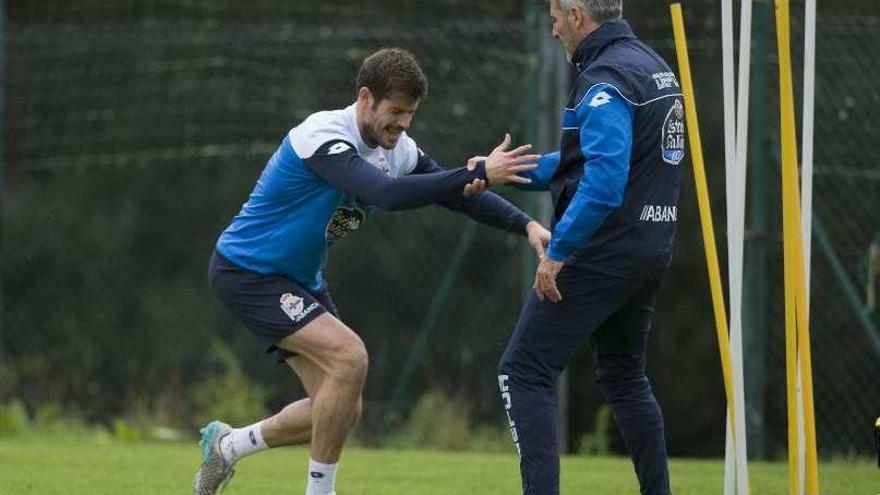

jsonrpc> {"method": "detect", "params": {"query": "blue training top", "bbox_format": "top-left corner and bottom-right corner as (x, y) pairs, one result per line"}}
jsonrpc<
(217, 103), (532, 292)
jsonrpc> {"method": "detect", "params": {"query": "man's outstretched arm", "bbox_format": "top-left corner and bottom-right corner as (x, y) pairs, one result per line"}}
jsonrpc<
(305, 140), (487, 211)
(413, 150), (551, 257)
(304, 136), (539, 212)
(412, 151), (530, 233)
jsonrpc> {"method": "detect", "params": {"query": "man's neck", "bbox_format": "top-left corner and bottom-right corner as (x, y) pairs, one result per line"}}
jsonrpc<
(575, 19), (602, 50)
(567, 19), (602, 61)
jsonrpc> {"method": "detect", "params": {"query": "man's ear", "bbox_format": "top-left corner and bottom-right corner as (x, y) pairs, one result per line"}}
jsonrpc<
(357, 86), (374, 107)
(569, 6), (584, 28)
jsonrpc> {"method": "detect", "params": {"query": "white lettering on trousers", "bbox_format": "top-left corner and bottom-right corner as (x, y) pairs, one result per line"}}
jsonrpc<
(498, 374), (521, 457)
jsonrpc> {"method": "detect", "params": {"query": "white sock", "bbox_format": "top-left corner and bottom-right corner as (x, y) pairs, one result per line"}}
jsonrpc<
(219, 421), (268, 464)
(305, 458), (338, 495)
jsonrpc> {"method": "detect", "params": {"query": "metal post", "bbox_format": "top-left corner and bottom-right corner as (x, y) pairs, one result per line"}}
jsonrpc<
(526, 0), (570, 454)
(541, 17), (569, 457)
(743, 0), (771, 460)
(0, 0), (6, 344)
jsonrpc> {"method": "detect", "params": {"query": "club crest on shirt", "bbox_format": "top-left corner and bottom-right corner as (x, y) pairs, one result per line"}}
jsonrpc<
(376, 156), (390, 173)
(325, 205), (366, 242)
(661, 99), (685, 166)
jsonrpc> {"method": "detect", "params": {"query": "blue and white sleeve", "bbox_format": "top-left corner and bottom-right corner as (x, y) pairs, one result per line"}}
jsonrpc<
(545, 85), (635, 262)
(304, 140), (487, 211)
(510, 151), (560, 192)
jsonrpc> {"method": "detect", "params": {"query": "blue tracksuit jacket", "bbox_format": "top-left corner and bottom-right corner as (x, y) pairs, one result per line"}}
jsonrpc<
(520, 20), (685, 279)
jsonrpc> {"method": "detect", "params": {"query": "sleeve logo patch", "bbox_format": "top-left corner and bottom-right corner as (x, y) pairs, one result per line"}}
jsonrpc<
(588, 91), (614, 108)
(325, 205), (367, 242)
(661, 99), (686, 165)
(327, 142), (351, 155)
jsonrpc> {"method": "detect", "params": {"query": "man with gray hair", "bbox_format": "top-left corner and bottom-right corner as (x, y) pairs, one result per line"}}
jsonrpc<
(498, 0), (684, 494)
(556, 0), (622, 23)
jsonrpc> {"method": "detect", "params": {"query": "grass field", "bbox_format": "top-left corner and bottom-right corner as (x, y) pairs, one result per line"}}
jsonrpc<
(1, 436), (877, 494)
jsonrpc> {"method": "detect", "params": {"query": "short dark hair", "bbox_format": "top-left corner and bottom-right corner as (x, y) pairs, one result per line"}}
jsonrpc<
(356, 48), (428, 103)
(555, 0), (623, 23)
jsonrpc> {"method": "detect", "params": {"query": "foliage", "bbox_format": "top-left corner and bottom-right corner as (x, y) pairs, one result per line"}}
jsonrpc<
(0, 401), (28, 437)
(577, 403), (615, 456)
(383, 390), (511, 452)
(191, 340), (268, 428)
(384, 391), (472, 450)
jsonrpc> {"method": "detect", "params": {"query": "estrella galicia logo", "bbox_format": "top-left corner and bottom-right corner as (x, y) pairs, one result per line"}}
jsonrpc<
(325, 205), (366, 242)
(661, 99), (686, 165)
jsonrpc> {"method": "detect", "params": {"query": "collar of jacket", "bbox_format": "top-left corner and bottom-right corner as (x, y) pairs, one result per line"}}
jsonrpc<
(570, 20), (636, 73)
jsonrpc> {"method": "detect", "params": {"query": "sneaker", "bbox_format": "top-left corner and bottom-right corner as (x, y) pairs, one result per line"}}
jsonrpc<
(193, 421), (235, 495)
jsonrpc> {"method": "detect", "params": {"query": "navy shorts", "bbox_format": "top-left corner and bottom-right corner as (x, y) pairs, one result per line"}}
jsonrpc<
(208, 250), (339, 362)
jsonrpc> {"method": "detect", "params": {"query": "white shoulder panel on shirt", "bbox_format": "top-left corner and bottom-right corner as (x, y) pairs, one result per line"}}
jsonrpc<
(287, 103), (420, 177)
(288, 108), (356, 160)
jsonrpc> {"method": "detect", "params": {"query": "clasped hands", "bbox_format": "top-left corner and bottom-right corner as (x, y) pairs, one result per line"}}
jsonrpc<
(459, 135), (562, 303)
(462, 134), (539, 197)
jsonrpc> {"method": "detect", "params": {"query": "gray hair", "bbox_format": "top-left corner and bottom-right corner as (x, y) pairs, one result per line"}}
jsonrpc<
(555, 0), (623, 23)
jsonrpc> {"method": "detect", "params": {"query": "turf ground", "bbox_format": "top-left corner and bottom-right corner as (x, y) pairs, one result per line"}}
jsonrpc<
(1, 437), (876, 494)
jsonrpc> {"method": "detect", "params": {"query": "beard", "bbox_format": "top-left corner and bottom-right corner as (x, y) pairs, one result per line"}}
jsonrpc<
(366, 120), (402, 149)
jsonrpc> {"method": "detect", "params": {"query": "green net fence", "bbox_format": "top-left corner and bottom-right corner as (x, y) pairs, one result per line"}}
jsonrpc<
(3, 0), (878, 460)
(759, 0), (880, 458)
(4, 0), (534, 448)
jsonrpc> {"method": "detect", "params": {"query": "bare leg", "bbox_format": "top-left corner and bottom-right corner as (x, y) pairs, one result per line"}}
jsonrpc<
(260, 398), (313, 446)
(260, 355), (325, 446)
(267, 313), (367, 463)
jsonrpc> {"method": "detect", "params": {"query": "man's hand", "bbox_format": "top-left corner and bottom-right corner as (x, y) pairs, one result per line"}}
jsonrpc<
(533, 255), (564, 303)
(462, 178), (487, 197)
(525, 220), (550, 259)
(463, 156), (488, 197)
(466, 156), (487, 171)
(483, 134), (541, 186)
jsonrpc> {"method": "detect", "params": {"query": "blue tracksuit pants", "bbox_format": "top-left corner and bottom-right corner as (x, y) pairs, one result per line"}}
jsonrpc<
(498, 266), (671, 495)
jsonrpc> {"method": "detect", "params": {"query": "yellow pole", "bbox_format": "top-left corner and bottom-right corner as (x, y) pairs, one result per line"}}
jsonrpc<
(670, 1), (738, 453)
(789, 178), (820, 494)
(795, 195), (820, 495)
(775, 0), (802, 492)
(774, 0), (820, 493)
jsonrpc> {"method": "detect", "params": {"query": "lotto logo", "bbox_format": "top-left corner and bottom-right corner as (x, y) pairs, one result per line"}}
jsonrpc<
(589, 91), (613, 108)
(327, 142), (351, 155)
